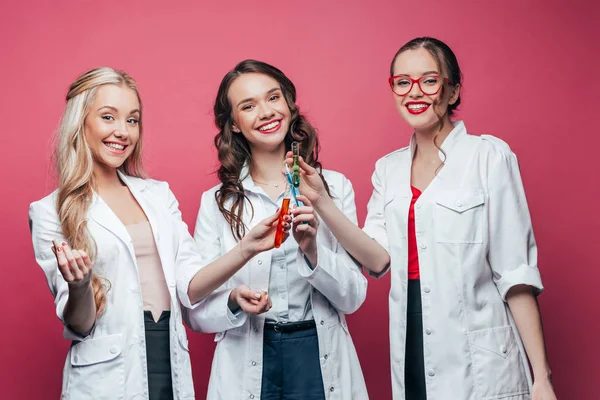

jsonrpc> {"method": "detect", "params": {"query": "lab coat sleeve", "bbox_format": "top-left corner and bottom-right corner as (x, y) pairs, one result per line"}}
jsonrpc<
(176, 189), (247, 333)
(483, 136), (544, 300)
(162, 182), (205, 312)
(28, 198), (94, 341)
(362, 157), (391, 278)
(297, 174), (368, 314)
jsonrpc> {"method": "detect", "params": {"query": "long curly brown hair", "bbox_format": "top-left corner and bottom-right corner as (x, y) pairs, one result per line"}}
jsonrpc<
(213, 59), (330, 241)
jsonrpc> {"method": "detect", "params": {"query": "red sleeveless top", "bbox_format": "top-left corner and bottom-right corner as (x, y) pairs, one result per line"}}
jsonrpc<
(408, 186), (422, 280)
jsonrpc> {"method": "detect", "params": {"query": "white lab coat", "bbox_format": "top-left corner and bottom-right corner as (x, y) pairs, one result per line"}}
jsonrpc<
(363, 121), (544, 400)
(178, 168), (369, 400)
(29, 172), (197, 400)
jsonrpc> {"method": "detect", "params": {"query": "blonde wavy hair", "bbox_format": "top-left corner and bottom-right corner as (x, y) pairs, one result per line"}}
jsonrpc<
(55, 67), (145, 316)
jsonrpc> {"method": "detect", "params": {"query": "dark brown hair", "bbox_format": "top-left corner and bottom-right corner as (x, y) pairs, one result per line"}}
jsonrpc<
(213, 59), (330, 241)
(390, 37), (463, 129)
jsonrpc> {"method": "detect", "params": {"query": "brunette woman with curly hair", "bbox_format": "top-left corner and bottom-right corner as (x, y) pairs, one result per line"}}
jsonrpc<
(183, 60), (369, 400)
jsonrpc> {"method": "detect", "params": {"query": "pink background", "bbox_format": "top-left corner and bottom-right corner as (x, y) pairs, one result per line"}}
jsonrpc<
(1, 1), (598, 398)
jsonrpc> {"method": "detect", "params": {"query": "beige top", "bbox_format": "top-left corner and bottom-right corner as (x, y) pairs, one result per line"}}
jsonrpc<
(126, 221), (171, 322)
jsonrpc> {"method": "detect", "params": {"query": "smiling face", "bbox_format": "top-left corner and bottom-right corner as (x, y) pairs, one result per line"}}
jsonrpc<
(228, 72), (291, 153)
(83, 84), (141, 174)
(391, 47), (459, 132)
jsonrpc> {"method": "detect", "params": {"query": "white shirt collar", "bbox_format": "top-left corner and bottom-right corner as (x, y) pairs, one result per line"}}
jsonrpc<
(409, 120), (467, 162)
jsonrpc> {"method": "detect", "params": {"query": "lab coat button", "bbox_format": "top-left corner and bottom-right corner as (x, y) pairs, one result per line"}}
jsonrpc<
(250, 395), (255, 399)
(425, 328), (432, 335)
(428, 370), (435, 377)
(320, 320), (325, 325)
(257, 260), (263, 265)
(251, 361), (257, 366)
(110, 346), (118, 354)
(423, 286), (431, 293)
(456, 200), (462, 207)
(324, 354), (328, 360)
(501, 345), (507, 354)
(329, 386), (335, 392)
(420, 243), (427, 249)
(416, 203), (422, 209)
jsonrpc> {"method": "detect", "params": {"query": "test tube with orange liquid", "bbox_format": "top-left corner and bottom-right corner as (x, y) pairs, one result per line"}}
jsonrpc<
(274, 196), (290, 248)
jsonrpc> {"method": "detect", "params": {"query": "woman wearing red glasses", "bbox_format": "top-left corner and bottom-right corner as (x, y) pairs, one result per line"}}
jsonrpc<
(286, 37), (557, 399)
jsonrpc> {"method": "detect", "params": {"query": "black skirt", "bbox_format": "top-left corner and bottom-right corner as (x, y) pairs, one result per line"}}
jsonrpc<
(144, 310), (174, 400)
(405, 280), (427, 400)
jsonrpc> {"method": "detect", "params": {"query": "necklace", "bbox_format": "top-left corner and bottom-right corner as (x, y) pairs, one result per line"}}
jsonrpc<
(252, 178), (286, 188)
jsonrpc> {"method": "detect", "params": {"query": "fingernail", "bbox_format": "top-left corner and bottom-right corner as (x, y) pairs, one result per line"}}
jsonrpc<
(254, 292), (261, 299)
(62, 242), (67, 247)
(56, 246), (62, 252)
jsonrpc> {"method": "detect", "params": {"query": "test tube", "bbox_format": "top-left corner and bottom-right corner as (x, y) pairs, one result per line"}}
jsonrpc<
(291, 142), (300, 187)
(274, 182), (292, 248)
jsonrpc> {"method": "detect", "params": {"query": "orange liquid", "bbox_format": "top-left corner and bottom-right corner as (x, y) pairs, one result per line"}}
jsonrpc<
(274, 198), (291, 248)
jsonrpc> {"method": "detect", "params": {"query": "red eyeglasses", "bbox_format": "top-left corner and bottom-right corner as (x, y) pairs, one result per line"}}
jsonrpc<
(388, 75), (452, 96)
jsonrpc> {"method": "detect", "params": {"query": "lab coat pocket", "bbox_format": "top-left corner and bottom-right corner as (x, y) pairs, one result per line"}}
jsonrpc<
(467, 326), (529, 399)
(435, 190), (485, 243)
(66, 333), (125, 399)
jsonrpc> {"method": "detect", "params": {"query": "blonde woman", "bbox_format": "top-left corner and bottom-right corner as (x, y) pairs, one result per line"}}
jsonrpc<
(28, 67), (242, 399)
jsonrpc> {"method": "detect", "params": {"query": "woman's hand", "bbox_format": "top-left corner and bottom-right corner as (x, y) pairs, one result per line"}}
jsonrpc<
(284, 151), (328, 206)
(532, 377), (557, 400)
(51, 240), (96, 334)
(228, 286), (272, 315)
(239, 210), (292, 259)
(52, 240), (93, 288)
(290, 195), (319, 265)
